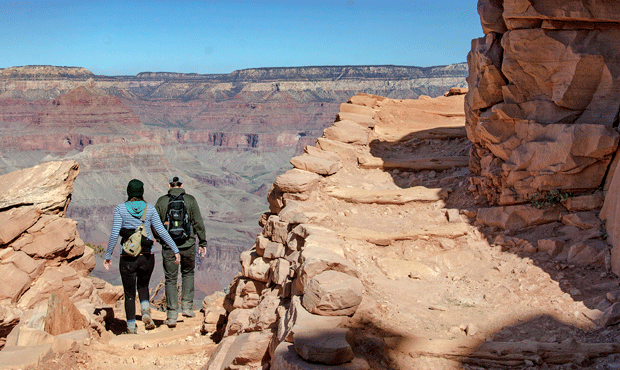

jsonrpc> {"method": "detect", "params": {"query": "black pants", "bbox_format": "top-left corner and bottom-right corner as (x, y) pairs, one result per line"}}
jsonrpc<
(119, 253), (155, 322)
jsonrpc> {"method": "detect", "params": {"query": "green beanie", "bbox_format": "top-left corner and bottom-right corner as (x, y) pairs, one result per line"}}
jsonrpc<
(127, 179), (144, 198)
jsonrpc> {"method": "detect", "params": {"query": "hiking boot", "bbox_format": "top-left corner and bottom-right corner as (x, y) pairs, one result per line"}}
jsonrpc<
(124, 326), (137, 335)
(142, 309), (155, 330)
(181, 309), (196, 318)
(163, 318), (177, 328)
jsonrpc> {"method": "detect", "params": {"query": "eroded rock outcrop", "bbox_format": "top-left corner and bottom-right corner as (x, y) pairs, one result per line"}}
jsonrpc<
(0, 160), (107, 366)
(467, 0), (620, 205)
(204, 98), (380, 370)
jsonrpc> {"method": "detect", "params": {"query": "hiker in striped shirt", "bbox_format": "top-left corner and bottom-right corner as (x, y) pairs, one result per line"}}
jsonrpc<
(104, 179), (180, 334)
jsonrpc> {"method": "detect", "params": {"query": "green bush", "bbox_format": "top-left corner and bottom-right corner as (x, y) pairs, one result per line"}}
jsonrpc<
(86, 242), (105, 256)
(530, 189), (572, 209)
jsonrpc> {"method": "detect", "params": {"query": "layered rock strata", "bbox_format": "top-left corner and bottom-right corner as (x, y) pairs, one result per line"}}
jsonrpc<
(467, 0), (620, 205)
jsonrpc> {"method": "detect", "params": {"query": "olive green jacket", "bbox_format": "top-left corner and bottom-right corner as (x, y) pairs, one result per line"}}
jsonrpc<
(154, 188), (207, 249)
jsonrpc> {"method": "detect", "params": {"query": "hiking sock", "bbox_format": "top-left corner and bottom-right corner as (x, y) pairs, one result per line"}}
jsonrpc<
(127, 319), (137, 334)
(140, 300), (150, 312)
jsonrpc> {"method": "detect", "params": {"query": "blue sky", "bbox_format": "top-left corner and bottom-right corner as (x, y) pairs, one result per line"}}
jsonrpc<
(0, 0), (482, 76)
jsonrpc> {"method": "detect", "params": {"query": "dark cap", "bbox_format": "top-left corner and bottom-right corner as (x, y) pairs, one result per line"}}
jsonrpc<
(127, 179), (144, 197)
(169, 175), (183, 184)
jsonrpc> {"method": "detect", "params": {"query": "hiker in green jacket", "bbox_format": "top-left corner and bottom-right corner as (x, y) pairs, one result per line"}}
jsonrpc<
(154, 175), (208, 327)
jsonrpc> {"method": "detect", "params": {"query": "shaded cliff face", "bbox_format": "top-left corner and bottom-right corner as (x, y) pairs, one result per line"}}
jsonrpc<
(467, 0), (620, 205)
(0, 64), (467, 298)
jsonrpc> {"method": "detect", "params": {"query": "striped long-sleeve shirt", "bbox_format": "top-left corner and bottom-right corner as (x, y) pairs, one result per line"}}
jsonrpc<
(105, 203), (179, 260)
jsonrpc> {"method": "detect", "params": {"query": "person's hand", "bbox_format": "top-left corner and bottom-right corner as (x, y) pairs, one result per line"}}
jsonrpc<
(174, 253), (181, 265)
(104, 259), (112, 270)
(199, 246), (206, 258)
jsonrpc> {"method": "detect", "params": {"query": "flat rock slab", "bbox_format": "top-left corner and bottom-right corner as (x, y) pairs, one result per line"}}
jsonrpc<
(339, 224), (470, 246)
(477, 205), (564, 230)
(339, 103), (375, 117)
(274, 169), (321, 193)
(272, 342), (370, 370)
(324, 186), (448, 204)
(316, 138), (357, 162)
(323, 120), (370, 145)
(290, 154), (341, 176)
(0, 160), (79, 214)
(294, 327), (354, 365)
(373, 125), (466, 141)
(336, 112), (376, 128)
(0, 344), (54, 369)
(358, 156), (469, 171)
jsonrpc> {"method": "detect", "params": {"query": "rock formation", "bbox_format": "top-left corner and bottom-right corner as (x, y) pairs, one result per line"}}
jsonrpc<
(202, 92), (473, 369)
(467, 0), (620, 205)
(198, 86), (620, 369)
(0, 160), (115, 368)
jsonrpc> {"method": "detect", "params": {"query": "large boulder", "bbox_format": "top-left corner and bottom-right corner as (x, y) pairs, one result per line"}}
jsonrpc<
(0, 161), (79, 215)
(302, 270), (363, 317)
(274, 169), (320, 194)
(44, 291), (89, 336)
(297, 246), (359, 294)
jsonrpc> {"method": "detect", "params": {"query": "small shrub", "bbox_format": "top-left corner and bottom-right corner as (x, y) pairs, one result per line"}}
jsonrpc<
(530, 189), (572, 209)
(86, 242), (105, 256)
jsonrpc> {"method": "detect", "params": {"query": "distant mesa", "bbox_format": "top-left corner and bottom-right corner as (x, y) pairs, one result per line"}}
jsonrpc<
(0, 65), (95, 79)
(35, 83), (141, 129)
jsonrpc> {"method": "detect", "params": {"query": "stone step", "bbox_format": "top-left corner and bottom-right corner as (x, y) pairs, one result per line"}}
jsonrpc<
(294, 327), (354, 365)
(339, 224), (470, 246)
(358, 155), (469, 171)
(339, 103), (375, 117)
(335, 112), (376, 128)
(373, 125), (467, 141)
(422, 110), (466, 117)
(324, 186), (448, 204)
(272, 342), (370, 370)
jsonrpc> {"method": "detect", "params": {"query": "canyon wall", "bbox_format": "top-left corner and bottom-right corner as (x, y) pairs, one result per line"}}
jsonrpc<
(467, 0), (620, 205)
(0, 64), (467, 297)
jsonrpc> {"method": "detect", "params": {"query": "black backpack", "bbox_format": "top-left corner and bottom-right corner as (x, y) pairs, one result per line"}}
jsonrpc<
(165, 194), (191, 244)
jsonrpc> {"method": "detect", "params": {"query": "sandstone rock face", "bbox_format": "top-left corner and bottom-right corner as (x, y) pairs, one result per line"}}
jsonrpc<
(44, 291), (89, 336)
(601, 160), (620, 275)
(467, 3), (620, 205)
(0, 161), (103, 344)
(0, 161), (79, 215)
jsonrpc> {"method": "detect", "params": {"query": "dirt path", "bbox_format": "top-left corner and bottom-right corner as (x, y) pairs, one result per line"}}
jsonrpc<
(29, 309), (217, 370)
(301, 95), (620, 368)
